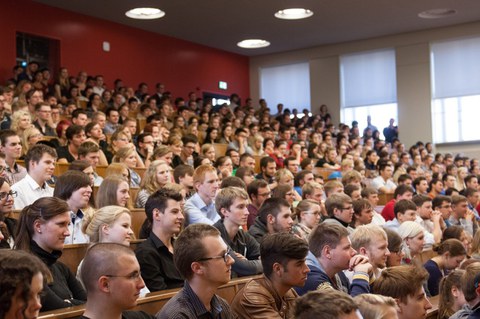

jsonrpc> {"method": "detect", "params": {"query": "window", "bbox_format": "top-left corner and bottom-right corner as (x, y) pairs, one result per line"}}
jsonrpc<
(430, 36), (480, 143)
(340, 49), (397, 137)
(260, 62), (310, 112)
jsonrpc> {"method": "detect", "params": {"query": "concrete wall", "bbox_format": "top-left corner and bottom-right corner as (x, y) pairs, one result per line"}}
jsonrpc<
(249, 21), (480, 156)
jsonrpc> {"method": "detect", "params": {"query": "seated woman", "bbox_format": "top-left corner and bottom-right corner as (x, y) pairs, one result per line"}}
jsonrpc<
(151, 145), (173, 167)
(425, 239), (466, 296)
(437, 269), (468, 319)
(96, 175), (132, 209)
(444, 225), (472, 256)
(21, 127), (43, 158)
(0, 249), (50, 319)
(201, 143), (216, 164)
(272, 184), (296, 208)
(292, 199), (321, 241)
(235, 167), (255, 186)
(397, 221), (425, 265)
(215, 156), (233, 179)
(14, 197), (87, 311)
(383, 227), (405, 267)
(275, 168), (302, 201)
(112, 146), (143, 188)
(0, 177), (17, 249)
(135, 160), (171, 208)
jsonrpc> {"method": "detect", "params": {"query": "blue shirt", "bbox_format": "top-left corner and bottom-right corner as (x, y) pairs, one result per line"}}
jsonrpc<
(184, 193), (220, 226)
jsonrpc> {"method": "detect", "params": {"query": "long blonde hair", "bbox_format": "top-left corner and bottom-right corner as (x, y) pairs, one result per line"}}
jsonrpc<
(140, 160), (170, 194)
(10, 110), (31, 134)
(82, 205), (132, 243)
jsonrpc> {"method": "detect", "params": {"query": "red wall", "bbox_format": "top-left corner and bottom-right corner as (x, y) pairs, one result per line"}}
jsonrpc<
(0, 0), (250, 99)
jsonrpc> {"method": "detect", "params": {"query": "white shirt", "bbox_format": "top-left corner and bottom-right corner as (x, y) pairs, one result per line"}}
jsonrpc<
(12, 174), (54, 210)
(371, 176), (397, 193)
(64, 210), (90, 244)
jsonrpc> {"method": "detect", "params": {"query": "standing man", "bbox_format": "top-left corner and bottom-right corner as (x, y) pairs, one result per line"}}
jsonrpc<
(12, 144), (56, 210)
(135, 189), (185, 292)
(184, 165), (221, 225)
(231, 233), (310, 318)
(213, 187), (262, 277)
(156, 224), (236, 318)
(79, 243), (152, 319)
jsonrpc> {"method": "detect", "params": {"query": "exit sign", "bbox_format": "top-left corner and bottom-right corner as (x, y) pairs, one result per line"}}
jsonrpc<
(219, 81), (227, 90)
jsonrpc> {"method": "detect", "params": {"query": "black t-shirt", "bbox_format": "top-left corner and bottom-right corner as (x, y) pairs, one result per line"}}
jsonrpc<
(56, 146), (76, 162)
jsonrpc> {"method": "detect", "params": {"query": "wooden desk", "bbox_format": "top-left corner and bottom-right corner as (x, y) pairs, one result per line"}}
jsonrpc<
(378, 193), (394, 206)
(213, 143), (228, 158)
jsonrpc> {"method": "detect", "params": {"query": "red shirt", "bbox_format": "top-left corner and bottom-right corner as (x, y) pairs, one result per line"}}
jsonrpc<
(381, 199), (396, 221)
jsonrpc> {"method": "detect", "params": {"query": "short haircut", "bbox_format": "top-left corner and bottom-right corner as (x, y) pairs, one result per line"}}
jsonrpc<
(462, 263), (480, 302)
(71, 108), (87, 119)
(353, 294), (398, 319)
(54, 170), (91, 200)
(193, 164), (217, 184)
(257, 198), (290, 224)
(24, 144), (57, 172)
(181, 134), (198, 145)
(325, 193), (352, 217)
(309, 223), (349, 258)
(344, 184), (360, 199)
(260, 232), (308, 278)
(247, 179), (268, 198)
(145, 188), (183, 224)
(294, 289), (358, 319)
(465, 174), (478, 186)
(412, 194), (432, 208)
(220, 176), (246, 189)
(353, 198), (372, 216)
(341, 170), (362, 186)
(173, 165), (194, 184)
(361, 186), (378, 198)
(78, 141), (100, 157)
(80, 243), (135, 293)
(413, 176), (427, 189)
(394, 199), (417, 218)
(0, 129), (18, 146)
(397, 174), (412, 184)
(464, 187), (479, 198)
(260, 156), (275, 169)
(66, 125), (84, 141)
(294, 170), (312, 186)
(215, 187), (248, 216)
(173, 224), (220, 280)
(452, 195), (468, 206)
(432, 195), (452, 210)
(393, 184), (412, 199)
(350, 224), (387, 251)
(373, 265), (429, 303)
(323, 180), (343, 197)
(302, 182), (323, 200)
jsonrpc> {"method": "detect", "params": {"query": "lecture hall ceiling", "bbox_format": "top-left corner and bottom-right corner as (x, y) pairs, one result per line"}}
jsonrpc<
(36, 0), (480, 56)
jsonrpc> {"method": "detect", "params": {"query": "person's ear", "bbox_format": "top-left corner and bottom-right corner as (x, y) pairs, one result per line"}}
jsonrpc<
(273, 262), (283, 277)
(359, 247), (367, 256)
(267, 214), (275, 225)
(153, 208), (162, 221)
(33, 219), (43, 234)
(98, 276), (110, 293)
(191, 261), (204, 276)
(101, 224), (109, 235)
(322, 245), (332, 260)
(220, 207), (228, 218)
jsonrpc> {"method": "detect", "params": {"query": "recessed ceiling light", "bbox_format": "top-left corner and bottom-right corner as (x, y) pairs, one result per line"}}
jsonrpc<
(418, 8), (456, 19)
(125, 7), (165, 20)
(275, 8), (313, 20)
(237, 39), (270, 49)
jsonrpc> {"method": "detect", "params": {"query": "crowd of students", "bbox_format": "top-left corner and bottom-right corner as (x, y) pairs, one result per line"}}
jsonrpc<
(2, 64), (480, 319)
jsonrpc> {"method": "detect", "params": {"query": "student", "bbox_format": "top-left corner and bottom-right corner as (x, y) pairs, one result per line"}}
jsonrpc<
(297, 222), (372, 297)
(157, 224), (236, 318)
(0, 130), (27, 185)
(384, 199), (418, 233)
(322, 193), (355, 233)
(96, 175), (131, 209)
(246, 179), (271, 228)
(292, 199), (321, 240)
(14, 197), (87, 311)
(231, 232), (309, 318)
(248, 197), (294, 244)
(381, 184), (414, 222)
(213, 187), (262, 277)
(0, 249), (50, 319)
(460, 263), (480, 318)
(12, 144), (57, 210)
(293, 289), (361, 319)
(424, 239), (466, 296)
(354, 294), (399, 319)
(373, 265), (432, 319)
(0, 177), (17, 248)
(173, 164), (194, 199)
(135, 189), (184, 292)
(79, 243), (152, 319)
(437, 269), (468, 319)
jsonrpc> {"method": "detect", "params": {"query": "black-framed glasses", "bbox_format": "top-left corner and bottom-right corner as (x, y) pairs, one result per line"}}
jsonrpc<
(197, 247), (232, 263)
(104, 271), (142, 281)
(0, 191), (17, 200)
(341, 205), (353, 211)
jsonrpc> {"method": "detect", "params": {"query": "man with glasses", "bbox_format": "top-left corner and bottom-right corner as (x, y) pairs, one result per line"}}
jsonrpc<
(0, 177), (17, 248)
(246, 179), (270, 228)
(213, 187), (263, 277)
(157, 224), (236, 318)
(0, 130), (26, 185)
(322, 193), (355, 234)
(33, 102), (56, 137)
(135, 189), (184, 292)
(231, 232), (309, 317)
(79, 243), (152, 319)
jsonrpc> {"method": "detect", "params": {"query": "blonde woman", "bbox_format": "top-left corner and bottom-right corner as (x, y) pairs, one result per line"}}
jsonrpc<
(250, 134), (265, 156)
(398, 221), (425, 265)
(10, 110), (32, 136)
(135, 160), (171, 208)
(292, 199), (322, 240)
(455, 167), (469, 192)
(201, 143), (216, 163)
(275, 168), (302, 201)
(21, 127), (43, 157)
(112, 146), (144, 188)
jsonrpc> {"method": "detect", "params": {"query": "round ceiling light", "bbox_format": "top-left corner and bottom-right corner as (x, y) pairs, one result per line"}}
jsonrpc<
(274, 8), (313, 20)
(125, 7), (165, 20)
(418, 8), (456, 19)
(237, 39), (270, 49)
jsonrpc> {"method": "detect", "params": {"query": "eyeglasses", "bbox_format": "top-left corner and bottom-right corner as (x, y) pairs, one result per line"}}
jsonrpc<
(197, 247), (231, 263)
(341, 206), (353, 211)
(105, 271), (142, 281)
(0, 191), (17, 200)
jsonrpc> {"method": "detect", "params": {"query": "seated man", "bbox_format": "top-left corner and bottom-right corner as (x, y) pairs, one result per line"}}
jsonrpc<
(361, 186), (386, 225)
(78, 141), (105, 186)
(231, 232), (309, 318)
(0, 130), (27, 185)
(322, 193), (355, 233)
(184, 164), (221, 225)
(213, 187), (262, 277)
(79, 243), (152, 319)
(173, 164), (194, 199)
(381, 184), (414, 222)
(449, 195), (477, 236)
(293, 290), (361, 319)
(246, 179), (271, 229)
(460, 263), (480, 318)
(413, 194), (443, 248)
(135, 189), (184, 292)
(373, 265), (432, 319)
(371, 163), (396, 194)
(384, 199), (418, 233)
(297, 222), (372, 297)
(57, 125), (87, 163)
(248, 197), (293, 244)
(315, 147), (341, 169)
(12, 144), (56, 210)
(156, 224), (236, 318)
(294, 170), (314, 196)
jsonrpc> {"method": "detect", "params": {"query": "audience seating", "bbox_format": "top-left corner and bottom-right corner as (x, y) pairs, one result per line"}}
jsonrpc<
(131, 208), (147, 238)
(253, 155), (263, 174)
(378, 193), (394, 206)
(38, 275), (261, 319)
(312, 167), (335, 181)
(213, 143), (228, 158)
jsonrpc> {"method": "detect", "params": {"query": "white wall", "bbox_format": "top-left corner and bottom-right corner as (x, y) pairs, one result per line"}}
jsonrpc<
(249, 21), (480, 156)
